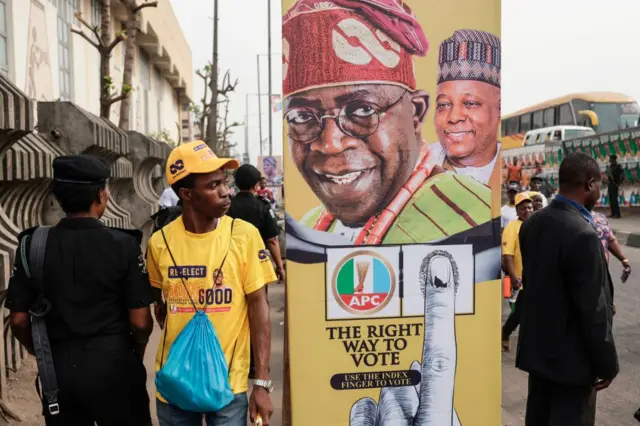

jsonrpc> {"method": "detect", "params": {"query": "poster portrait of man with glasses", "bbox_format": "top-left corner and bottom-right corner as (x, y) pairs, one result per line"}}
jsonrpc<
(283, 0), (495, 246)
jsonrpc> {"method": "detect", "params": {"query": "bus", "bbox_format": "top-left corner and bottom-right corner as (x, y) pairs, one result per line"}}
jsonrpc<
(501, 92), (640, 149)
(523, 125), (595, 146)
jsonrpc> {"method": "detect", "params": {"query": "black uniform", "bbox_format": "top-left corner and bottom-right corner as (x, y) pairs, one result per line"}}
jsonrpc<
(227, 192), (280, 242)
(6, 156), (153, 425)
(227, 191), (279, 379)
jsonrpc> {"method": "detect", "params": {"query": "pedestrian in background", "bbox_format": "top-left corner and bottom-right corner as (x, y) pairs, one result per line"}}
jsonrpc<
(501, 192), (534, 352)
(7, 155), (153, 425)
(518, 152), (618, 426)
(528, 192), (545, 211)
(591, 210), (631, 285)
(606, 154), (624, 218)
(502, 182), (520, 228)
(528, 176), (548, 207)
(228, 165), (285, 283)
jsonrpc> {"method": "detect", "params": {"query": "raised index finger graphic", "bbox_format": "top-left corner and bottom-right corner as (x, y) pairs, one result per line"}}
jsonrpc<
(413, 251), (458, 425)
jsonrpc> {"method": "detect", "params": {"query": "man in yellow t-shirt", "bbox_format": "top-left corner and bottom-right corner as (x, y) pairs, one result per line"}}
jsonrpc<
(147, 141), (277, 426)
(501, 192), (534, 351)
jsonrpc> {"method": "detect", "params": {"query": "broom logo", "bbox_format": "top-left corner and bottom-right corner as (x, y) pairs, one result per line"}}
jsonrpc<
(355, 261), (370, 293)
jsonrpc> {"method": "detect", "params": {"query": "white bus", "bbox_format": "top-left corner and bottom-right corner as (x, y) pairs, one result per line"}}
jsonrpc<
(523, 125), (596, 146)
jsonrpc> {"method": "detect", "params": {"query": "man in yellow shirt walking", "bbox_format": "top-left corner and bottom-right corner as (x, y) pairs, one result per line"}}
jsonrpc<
(146, 141), (277, 425)
(501, 192), (534, 351)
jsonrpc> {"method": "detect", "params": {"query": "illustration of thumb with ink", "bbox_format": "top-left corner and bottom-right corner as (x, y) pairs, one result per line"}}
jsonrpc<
(349, 250), (462, 426)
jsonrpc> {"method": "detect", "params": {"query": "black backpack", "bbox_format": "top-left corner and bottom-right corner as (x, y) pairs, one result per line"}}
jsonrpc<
(151, 206), (182, 234)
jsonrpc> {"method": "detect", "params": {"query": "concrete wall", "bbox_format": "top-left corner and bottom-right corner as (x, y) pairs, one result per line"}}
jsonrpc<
(0, 73), (171, 290)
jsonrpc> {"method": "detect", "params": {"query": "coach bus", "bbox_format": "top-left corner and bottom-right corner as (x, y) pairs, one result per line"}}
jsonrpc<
(501, 92), (639, 149)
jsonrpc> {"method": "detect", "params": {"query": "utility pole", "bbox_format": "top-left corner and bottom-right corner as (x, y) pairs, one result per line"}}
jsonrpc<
(257, 55), (264, 157)
(244, 93), (249, 159)
(267, 0), (273, 156)
(207, 0), (219, 151)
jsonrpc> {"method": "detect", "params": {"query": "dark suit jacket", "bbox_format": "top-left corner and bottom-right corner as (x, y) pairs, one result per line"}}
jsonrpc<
(516, 198), (619, 386)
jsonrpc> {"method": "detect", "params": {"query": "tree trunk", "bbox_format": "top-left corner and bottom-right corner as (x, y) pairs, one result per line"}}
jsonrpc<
(119, 8), (137, 130)
(99, 0), (112, 119)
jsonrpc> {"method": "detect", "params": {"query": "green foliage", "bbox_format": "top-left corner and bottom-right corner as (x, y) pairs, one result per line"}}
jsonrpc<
(148, 129), (177, 147)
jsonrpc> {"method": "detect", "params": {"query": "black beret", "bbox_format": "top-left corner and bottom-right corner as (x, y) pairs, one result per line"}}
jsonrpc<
(234, 164), (262, 190)
(53, 155), (110, 184)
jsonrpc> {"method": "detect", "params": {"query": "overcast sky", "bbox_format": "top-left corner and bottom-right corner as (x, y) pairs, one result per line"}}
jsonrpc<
(170, 0), (640, 161)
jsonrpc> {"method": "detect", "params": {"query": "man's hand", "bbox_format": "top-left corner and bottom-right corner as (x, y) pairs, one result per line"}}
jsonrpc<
(249, 387), (273, 425)
(276, 266), (286, 283)
(154, 302), (166, 329)
(594, 379), (612, 392)
(512, 278), (522, 291)
(621, 260), (631, 283)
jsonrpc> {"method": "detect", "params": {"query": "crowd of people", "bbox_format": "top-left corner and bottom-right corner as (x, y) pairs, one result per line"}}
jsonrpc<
(6, 141), (283, 425)
(501, 152), (634, 425)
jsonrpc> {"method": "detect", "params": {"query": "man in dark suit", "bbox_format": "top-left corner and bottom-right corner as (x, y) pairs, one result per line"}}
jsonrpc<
(517, 152), (619, 426)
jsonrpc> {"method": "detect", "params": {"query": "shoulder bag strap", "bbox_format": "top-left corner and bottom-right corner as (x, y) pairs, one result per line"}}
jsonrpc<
(158, 218), (236, 369)
(26, 227), (61, 417)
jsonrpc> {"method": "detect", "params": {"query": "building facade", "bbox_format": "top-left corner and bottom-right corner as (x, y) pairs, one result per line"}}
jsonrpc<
(1, 0), (193, 142)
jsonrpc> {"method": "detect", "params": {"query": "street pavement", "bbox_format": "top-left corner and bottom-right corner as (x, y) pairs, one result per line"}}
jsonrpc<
(501, 245), (640, 426)
(144, 282), (286, 426)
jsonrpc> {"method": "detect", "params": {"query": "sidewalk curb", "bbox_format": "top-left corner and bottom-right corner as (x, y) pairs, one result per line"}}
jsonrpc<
(612, 229), (640, 248)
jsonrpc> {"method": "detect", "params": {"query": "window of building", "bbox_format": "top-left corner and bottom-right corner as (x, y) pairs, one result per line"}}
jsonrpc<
(0, 0), (8, 76)
(139, 50), (150, 132)
(154, 66), (163, 131)
(89, 0), (102, 44)
(57, 0), (77, 101)
(543, 108), (555, 127)
(90, 0), (102, 26)
(532, 110), (544, 129)
(558, 103), (574, 125)
(520, 114), (532, 132)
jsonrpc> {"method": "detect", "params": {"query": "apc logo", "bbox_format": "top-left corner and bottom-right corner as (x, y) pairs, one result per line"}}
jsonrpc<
(258, 250), (269, 262)
(169, 159), (185, 175)
(331, 251), (396, 315)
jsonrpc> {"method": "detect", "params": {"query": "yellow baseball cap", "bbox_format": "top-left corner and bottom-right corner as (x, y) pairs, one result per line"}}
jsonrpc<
(165, 141), (240, 185)
(515, 192), (533, 207)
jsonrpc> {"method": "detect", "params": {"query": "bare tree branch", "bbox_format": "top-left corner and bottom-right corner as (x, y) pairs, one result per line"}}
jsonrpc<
(71, 29), (101, 50)
(106, 33), (126, 54)
(133, 0), (158, 13)
(74, 12), (104, 48)
(107, 92), (129, 106)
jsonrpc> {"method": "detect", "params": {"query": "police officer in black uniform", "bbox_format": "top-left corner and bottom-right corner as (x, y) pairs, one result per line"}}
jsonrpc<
(7, 155), (154, 425)
(227, 164), (284, 380)
(227, 164), (284, 282)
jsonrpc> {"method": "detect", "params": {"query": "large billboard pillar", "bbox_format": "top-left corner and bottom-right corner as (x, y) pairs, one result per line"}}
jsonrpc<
(282, 0), (502, 424)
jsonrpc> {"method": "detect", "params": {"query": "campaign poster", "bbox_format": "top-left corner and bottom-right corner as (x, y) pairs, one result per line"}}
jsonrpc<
(258, 155), (284, 186)
(282, 0), (502, 424)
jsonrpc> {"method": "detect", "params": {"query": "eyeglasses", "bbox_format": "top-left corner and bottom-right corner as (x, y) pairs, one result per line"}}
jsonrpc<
(284, 91), (408, 143)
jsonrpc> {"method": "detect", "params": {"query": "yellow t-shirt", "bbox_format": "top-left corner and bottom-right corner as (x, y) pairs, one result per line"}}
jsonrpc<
(502, 219), (523, 282)
(146, 216), (277, 401)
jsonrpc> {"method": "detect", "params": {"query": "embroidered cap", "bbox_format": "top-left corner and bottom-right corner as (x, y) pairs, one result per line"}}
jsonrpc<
(437, 29), (501, 88)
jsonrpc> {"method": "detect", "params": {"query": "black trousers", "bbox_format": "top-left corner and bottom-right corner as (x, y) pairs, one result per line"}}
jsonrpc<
(44, 335), (151, 426)
(526, 374), (596, 426)
(502, 289), (524, 341)
(609, 186), (621, 217)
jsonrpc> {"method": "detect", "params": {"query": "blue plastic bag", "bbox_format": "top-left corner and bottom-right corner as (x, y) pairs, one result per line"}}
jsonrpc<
(155, 311), (234, 412)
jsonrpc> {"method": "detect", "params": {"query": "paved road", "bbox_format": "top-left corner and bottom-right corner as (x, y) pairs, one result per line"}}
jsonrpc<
(502, 245), (640, 426)
(144, 282), (286, 426)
